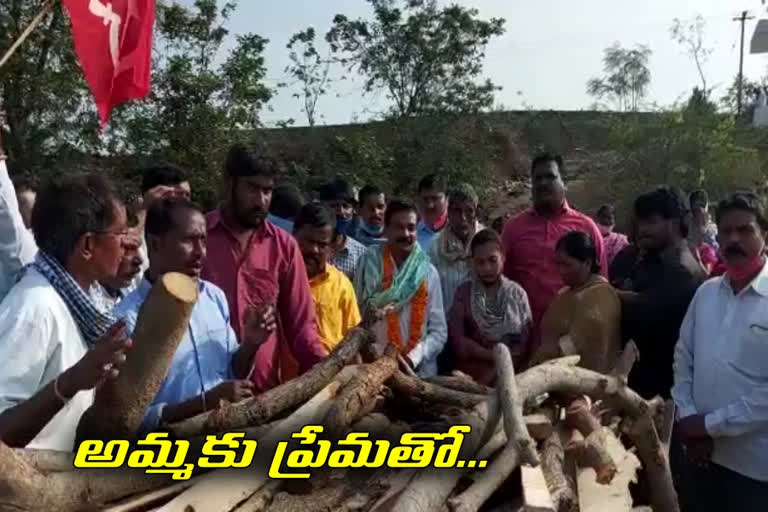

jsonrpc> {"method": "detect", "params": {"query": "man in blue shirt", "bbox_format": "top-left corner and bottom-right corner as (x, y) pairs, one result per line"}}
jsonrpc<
(114, 198), (274, 432)
(416, 174), (449, 251)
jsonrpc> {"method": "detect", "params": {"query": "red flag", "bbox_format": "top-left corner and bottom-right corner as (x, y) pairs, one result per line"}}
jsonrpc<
(62, 0), (155, 126)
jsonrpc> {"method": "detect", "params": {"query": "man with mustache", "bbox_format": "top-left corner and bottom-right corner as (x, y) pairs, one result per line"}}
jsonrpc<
(90, 221), (144, 311)
(672, 191), (768, 510)
(353, 185), (388, 246)
(620, 186), (706, 400)
(202, 144), (328, 391)
(115, 198), (272, 430)
(501, 153), (606, 360)
(294, 203), (361, 351)
(355, 199), (447, 377)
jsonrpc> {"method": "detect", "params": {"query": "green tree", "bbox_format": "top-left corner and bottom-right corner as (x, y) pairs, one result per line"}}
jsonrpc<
(671, 15), (712, 95)
(118, 0), (273, 204)
(326, 0), (505, 118)
(587, 43), (652, 112)
(0, 1), (93, 170)
(283, 27), (334, 127)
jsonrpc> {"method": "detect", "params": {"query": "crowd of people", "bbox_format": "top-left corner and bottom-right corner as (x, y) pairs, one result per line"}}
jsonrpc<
(0, 136), (765, 510)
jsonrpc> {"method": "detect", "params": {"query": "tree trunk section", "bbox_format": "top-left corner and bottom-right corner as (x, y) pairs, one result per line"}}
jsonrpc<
(494, 344), (539, 467)
(322, 345), (398, 439)
(77, 272), (198, 443)
(167, 327), (372, 438)
(540, 428), (577, 512)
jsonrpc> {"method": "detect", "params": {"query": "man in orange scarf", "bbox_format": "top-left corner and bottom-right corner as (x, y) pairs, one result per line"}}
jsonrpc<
(354, 199), (447, 377)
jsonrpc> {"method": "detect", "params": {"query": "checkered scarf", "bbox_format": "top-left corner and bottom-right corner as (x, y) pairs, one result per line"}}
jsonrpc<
(33, 250), (116, 346)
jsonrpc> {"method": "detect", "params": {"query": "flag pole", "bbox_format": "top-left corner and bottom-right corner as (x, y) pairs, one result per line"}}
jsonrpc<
(0, 0), (57, 70)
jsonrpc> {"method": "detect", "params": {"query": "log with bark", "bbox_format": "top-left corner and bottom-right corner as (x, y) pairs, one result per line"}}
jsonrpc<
(167, 327), (373, 438)
(0, 441), (168, 512)
(540, 427), (577, 512)
(76, 272), (199, 444)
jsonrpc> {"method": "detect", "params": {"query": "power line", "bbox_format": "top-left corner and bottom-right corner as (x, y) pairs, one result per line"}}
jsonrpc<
(733, 10), (756, 116)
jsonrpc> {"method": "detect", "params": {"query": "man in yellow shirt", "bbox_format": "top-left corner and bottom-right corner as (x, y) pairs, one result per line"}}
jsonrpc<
(294, 202), (361, 351)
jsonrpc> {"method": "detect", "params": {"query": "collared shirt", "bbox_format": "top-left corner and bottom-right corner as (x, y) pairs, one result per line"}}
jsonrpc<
(672, 261), (768, 481)
(426, 227), (480, 312)
(310, 264), (361, 351)
(354, 250), (447, 378)
(331, 235), (367, 281)
(501, 202), (607, 343)
(417, 219), (446, 252)
(202, 211), (327, 391)
(89, 281), (135, 313)
(0, 161), (37, 302)
(266, 214), (294, 234)
(0, 268), (94, 450)
(114, 277), (238, 431)
(623, 240), (706, 399)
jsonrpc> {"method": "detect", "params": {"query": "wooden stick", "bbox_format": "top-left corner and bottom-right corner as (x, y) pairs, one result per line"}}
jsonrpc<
(447, 442), (521, 512)
(155, 380), (344, 512)
(521, 464), (556, 512)
(167, 327), (372, 438)
(102, 477), (201, 512)
(0, 0), (56, 70)
(427, 375), (492, 395)
(494, 343), (539, 467)
(229, 480), (281, 512)
(322, 345), (398, 438)
(611, 341), (639, 385)
(14, 449), (73, 473)
(540, 428), (577, 512)
(388, 371), (487, 409)
(77, 272), (198, 443)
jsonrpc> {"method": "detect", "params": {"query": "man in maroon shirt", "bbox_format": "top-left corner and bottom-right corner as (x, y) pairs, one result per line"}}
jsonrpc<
(501, 153), (606, 358)
(202, 144), (328, 391)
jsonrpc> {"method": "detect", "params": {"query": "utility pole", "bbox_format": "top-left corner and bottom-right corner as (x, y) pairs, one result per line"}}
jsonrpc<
(734, 10), (755, 116)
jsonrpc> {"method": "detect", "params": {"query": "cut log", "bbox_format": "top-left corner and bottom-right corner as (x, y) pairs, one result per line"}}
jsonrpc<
(391, 398), (492, 512)
(0, 441), (168, 512)
(611, 341), (639, 384)
(368, 469), (418, 512)
(447, 442), (520, 512)
(659, 399), (676, 456)
(623, 413), (680, 512)
(576, 427), (640, 512)
(323, 345), (398, 439)
(103, 478), (201, 512)
(14, 449), (74, 473)
(427, 375), (493, 395)
(494, 344), (539, 467)
(167, 327), (372, 438)
(540, 428), (576, 512)
(389, 371), (487, 409)
(155, 380), (344, 512)
(525, 414), (555, 441)
(77, 272), (198, 443)
(565, 399), (616, 484)
(231, 480), (281, 512)
(521, 464), (555, 512)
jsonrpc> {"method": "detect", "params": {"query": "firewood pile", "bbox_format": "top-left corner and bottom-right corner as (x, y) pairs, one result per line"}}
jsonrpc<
(0, 275), (679, 512)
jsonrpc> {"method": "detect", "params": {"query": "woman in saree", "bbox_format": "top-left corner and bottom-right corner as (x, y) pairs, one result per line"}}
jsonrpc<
(534, 230), (622, 374)
(447, 229), (532, 385)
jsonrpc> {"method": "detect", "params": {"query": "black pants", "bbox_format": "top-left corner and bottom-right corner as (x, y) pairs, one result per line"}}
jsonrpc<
(683, 461), (768, 512)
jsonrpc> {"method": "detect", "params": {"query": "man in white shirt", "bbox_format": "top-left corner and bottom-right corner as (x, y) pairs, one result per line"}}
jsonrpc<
(672, 191), (768, 510)
(354, 199), (447, 377)
(0, 171), (132, 451)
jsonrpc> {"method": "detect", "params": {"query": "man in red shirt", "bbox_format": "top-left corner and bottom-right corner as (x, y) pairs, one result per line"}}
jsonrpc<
(202, 144), (328, 391)
(501, 153), (606, 357)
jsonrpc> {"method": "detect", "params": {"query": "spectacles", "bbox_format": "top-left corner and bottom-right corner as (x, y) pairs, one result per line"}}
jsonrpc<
(93, 229), (130, 239)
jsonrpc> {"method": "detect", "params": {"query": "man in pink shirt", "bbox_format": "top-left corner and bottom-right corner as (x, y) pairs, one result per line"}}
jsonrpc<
(202, 144), (328, 391)
(501, 153), (606, 357)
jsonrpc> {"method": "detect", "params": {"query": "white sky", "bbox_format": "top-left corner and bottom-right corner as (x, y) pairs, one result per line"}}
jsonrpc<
(212, 0), (768, 125)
